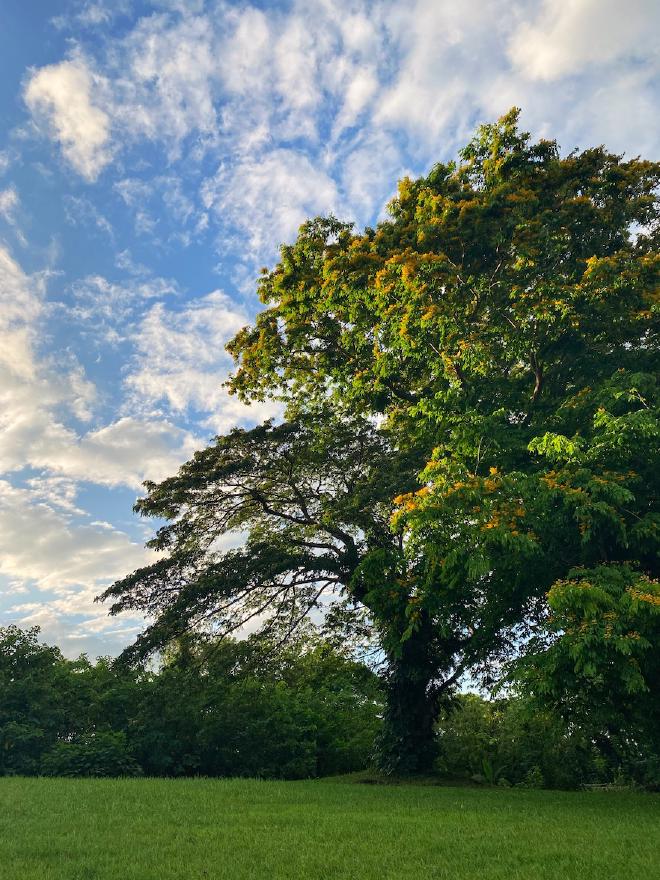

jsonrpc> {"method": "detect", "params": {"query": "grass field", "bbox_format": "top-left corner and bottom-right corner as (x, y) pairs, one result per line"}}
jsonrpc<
(1, 777), (658, 880)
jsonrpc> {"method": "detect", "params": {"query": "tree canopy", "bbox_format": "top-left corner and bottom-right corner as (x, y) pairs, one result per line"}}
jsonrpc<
(103, 109), (659, 774)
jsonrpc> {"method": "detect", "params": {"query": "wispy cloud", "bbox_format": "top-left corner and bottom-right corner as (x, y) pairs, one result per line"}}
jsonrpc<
(63, 195), (115, 240)
(67, 273), (177, 340)
(23, 0), (660, 264)
(24, 57), (113, 181)
(509, 0), (660, 81)
(202, 149), (342, 263)
(0, 246), (198, 490)
(126, 290), (281, 432)
(0, 186), (20, 224)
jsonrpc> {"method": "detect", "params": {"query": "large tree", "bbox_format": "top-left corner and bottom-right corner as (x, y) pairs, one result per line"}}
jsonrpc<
(103, 110), (659, 773)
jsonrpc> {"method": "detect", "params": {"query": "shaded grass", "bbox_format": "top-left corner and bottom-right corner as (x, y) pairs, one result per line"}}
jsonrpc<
(1, 776), (658, 879)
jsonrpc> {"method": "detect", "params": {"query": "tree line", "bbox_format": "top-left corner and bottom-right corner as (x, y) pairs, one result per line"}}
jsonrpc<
(2, 624), (658, 788)
(0, 625), (380, 779)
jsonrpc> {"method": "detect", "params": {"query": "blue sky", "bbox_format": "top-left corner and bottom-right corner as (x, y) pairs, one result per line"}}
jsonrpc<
(0, 0), (658, 658)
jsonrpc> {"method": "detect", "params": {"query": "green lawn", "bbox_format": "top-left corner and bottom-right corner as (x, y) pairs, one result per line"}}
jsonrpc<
(1, 777), (658, 880)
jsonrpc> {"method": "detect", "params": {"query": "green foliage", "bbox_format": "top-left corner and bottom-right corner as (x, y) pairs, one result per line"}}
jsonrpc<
(0, 626), (75, 775)
(132, 634), (383, 779)
(40, 732), (142, 778)
(511, 564), (660, 788)
(436, 694), (607, 789)
(0, 625), (381, 780)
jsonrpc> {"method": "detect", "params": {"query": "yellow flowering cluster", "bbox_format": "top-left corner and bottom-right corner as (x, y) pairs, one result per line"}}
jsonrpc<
(399, 309), (411, 340)
(392, 492), (417, 512)
(479, 477), (526, 535)
(542, 470), (587, 497)
(401, 259), (419, 284)
(443, 480), (467, 497)
(439, 469), (501, 500)
(564, 386), (592, 408)
(627, 587), (660, 607)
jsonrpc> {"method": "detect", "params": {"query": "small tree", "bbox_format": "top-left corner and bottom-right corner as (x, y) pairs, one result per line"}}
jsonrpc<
(513, 564), (660, 787)
(0, 626), (68, 775)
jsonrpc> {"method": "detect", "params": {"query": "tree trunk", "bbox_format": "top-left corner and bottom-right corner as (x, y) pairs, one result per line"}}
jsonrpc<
(374, 629), (439, 775)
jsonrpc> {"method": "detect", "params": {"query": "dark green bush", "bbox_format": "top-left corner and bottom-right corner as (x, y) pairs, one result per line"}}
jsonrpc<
(436, 694), (608, 789)
(41, 732), (142, 777)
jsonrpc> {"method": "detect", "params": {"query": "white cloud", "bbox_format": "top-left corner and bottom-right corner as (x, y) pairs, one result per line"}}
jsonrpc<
(114, 175), (208, 244)
(0, 186), (27, 246)
(2, 593), (146, 658)
(24, 58), (113, 181)
(218, 6), (272, 98)
(68, 273), (177, 336)
(362, 0), (660, 162)
(0, 253), (196, 651)
(332, 66), (379, 139)
(216, 0), (384, 148)
(0, 478), (150, 657)
(273, 16), (323, 115)
(509, 0), (660, 81)
(114, 177), (152, 207)
(41, 8), (220, 175)
(0, 186), (19, 225)
(24, 476), (85, 514)
(202, 149), (342, 263)
(63, 195), (114, 240)
(5, 603), (144, 658)
(0, 247), (196, 489)
(0, 246), (41, 323)
(113, 13), (219, 153)
(126, 291), (281, 432)
(0, 245), (43, 379)
(0, 480), (151, 591)
(75, 3), (116, 27)
(0, 366), (199, 489)
(0, 247), (97, 463)
(51, 0), (132, 32)
(339, 129), (407, 219)
(374, 0), (512, 156)
(30, 417), (201, 489)
(21, 0), (660, 193)
(115, 249), (150, 277)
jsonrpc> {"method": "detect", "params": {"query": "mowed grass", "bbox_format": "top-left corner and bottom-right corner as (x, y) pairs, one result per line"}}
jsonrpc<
(1, 777), (658, 880)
